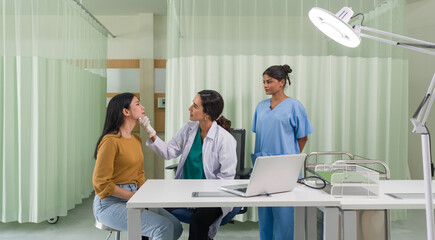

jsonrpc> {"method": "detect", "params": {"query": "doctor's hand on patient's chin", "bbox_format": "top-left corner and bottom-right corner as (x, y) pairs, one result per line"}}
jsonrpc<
(139, 116), (156, 139)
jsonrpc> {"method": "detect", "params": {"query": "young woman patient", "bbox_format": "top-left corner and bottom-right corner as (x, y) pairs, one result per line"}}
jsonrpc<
(93, 93), (182, 240)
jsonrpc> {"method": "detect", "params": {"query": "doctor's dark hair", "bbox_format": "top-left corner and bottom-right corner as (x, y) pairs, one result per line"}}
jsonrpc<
(198, 90), (232, 133)
(263, 64), (292, 87)
(94, 92), (136, 159)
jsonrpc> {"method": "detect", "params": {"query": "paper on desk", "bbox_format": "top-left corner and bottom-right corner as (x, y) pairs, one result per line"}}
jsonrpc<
(192, 191), (239, 197)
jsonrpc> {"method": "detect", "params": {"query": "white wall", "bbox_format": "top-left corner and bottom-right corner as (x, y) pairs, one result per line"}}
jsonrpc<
(407, 0), (435, 179)
(106, 69), (141, 92)
(154, 69), (166, 93)
(154, 15), (167, 59)
(98, 14), (167, 95)
(154, 15), (167, 94)
(97, 14), (166, 60)
(97, 14), (154, 59)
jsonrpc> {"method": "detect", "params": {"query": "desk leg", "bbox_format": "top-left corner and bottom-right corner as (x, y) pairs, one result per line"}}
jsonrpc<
(294, 207), (305, 239)
(128, 208), (143, 240)
(294, 207), (317, 240)
(342, 210), (357, 240)
(322, 207), (339, 240)
(306, 207), (317, 240)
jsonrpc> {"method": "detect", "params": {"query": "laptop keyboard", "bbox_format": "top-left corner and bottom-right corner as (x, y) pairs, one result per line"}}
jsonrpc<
(235, 187), (247, 193)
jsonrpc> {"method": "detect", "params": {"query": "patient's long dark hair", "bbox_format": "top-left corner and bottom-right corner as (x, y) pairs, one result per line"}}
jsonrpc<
(94, 93), (135, 159)
(198, 90), (232, 133)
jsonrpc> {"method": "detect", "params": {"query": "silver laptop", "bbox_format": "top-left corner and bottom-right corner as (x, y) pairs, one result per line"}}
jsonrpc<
(220, 154), (306, 197)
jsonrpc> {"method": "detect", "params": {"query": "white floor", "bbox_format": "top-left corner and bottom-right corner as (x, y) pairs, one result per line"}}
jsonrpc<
(0, 195), (428, 240)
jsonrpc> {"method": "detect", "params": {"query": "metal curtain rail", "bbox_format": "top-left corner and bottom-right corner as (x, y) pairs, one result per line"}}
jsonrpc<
(71, 0), (116, 38)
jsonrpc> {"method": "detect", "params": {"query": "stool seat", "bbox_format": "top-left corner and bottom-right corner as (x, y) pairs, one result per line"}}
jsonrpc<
(94, 219), (121, 240)
(95, 219), (119, 231)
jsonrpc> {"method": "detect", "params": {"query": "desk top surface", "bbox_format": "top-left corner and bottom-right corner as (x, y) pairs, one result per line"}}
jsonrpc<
(127, 179), (340, 209)
(339, 180), (435, 210)
(127, 179), (435, 210)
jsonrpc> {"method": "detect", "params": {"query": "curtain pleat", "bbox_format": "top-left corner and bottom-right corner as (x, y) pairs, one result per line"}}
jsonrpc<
(0, 0), (107, 223)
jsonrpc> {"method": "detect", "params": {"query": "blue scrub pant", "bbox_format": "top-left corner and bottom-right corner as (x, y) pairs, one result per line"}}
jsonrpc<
(93, 183), (183, 240)
(258, 206), (295, 240)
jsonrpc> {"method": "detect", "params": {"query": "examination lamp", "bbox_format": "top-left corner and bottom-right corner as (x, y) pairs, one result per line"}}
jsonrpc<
(310, 6), (435, 240)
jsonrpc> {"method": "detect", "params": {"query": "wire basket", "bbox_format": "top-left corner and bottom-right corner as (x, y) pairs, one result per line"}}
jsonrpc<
(315, 163), (380, 198)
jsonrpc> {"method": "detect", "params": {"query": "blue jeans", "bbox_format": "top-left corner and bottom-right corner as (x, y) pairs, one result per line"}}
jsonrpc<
(93, 183), (183, 240)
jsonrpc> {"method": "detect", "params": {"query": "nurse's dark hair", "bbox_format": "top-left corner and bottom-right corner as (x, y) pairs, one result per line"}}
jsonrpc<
(94, 92), (136, 159)
(263, 64), (292, 87)
(198, 90), (232, 133)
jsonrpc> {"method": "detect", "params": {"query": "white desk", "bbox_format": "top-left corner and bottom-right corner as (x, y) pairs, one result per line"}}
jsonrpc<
(127, 179), (340, 240)
(341, 180), (435, 240)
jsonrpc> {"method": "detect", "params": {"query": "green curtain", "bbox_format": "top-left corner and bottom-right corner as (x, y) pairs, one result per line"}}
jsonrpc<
(166, 0), (408, 222)
(0, 0), (107, 223)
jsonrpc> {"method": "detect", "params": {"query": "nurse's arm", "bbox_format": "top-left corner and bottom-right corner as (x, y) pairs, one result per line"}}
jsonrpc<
(297, 136), (308, 152)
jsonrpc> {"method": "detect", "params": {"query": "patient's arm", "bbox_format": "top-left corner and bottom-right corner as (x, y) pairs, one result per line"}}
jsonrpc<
(112, 185), (134, 200)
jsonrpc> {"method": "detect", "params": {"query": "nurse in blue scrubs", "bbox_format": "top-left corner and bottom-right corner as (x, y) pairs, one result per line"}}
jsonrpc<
(251, 64), (313, 240)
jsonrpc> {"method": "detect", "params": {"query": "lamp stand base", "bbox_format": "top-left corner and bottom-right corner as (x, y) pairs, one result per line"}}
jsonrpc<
(421, 133), (435, 240)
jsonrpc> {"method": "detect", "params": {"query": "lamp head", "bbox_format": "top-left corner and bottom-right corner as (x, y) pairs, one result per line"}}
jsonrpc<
(309, 7), (361, 48)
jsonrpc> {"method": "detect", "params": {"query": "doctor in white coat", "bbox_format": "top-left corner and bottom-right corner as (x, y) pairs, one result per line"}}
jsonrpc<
(139, 90), (237, 240)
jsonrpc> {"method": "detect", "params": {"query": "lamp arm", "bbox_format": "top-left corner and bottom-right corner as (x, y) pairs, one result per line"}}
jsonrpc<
(358, 32), (398, 45)
(355, 25), (435, 56)
(412, 73), (435, 133)
(422, 74), (435, 125)
(399, 43), (435, 49)
(359, 25), (435, 46)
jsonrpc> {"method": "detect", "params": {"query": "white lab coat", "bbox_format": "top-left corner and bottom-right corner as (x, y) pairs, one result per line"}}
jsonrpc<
(146, 120), (237, 238)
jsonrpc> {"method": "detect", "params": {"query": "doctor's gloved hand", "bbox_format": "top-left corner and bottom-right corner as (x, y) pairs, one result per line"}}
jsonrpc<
(139, 116), (156, 139)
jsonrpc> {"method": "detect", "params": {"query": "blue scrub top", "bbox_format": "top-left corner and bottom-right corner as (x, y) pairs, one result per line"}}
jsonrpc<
(251, 97), (313, 163)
